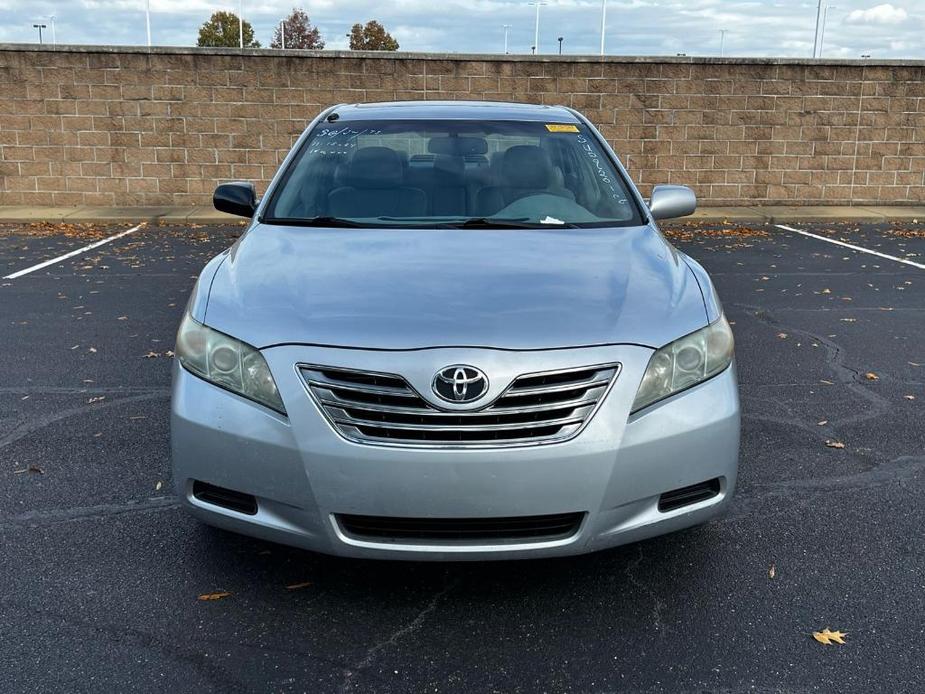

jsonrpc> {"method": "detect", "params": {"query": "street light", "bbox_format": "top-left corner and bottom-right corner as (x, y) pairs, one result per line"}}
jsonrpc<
(33, 23), (46, 44)
(238, 0), (244, 49)
(558, 36), (563, 54)
(528, 2), (546, 55)
(280, 21), (286, 50)
(600, 0), (607, 56)
(719, 29), (728, 57)
(819, 4), (836, 58)
(502, 24), (511, 54)
(812, 0), (823, 57)
(145, 0), (151, 47)
(49, 15), (56, 46)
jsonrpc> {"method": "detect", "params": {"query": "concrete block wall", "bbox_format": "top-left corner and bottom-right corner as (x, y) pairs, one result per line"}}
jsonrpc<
(1, 44), (923, 207)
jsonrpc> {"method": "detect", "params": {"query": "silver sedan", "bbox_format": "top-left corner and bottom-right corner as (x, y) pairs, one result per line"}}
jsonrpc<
(171, 101), (739, 560)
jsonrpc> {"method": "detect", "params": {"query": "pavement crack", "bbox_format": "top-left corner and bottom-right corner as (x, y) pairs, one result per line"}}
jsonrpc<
(0, 496), (179, 529)
(734, 303), (893, 429)
(623, 544), (667, 635)
(338, 575), (459, 692)
(0, 391), (167, 449)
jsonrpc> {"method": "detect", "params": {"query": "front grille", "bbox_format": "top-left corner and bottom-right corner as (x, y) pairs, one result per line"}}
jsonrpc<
(301, 363), (620, 447)
(337, 512), (584, 543)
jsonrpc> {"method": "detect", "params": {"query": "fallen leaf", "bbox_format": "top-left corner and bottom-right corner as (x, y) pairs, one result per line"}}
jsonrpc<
(825, 440), (846, 449)
(197, 591), (231, 601)
(768, 564), (776, 579)
(812, 628), (848, 645)
(821, 288), (832, 294)
(777, 332), (788, 339)
(864, 372), (879, 381)
(155, 480), (163, 491)
(817, 420), (828, 426)
(87, 396), (106, 404)
(142, 351), (159, 359)
(904, 395), (915, 400)
(286, 581), (313, 591)
(88, 347), (97, 353)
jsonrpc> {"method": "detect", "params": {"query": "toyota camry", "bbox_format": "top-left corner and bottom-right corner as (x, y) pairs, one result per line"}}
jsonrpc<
(171, 101), (740, 560)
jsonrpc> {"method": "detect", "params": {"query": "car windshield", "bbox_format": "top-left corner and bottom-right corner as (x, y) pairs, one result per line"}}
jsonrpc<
(263, 119), (643, 228)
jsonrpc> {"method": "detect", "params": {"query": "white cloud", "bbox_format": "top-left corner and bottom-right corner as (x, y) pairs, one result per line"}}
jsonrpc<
(0, 0), (922, 59)
(845, 3), (908, 25)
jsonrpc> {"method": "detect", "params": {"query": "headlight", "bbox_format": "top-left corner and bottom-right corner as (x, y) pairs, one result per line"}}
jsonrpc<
(631, 314), (734, 413)
(176, 313), (287, 415)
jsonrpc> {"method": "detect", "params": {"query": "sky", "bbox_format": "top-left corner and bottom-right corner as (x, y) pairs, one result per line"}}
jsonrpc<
(0, 1), (921, 59)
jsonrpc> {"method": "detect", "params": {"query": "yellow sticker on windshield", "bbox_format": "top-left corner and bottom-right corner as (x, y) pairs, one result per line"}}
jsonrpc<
(545, 124), (579, 133)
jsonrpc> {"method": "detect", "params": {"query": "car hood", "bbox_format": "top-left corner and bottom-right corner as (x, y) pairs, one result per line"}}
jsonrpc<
(203, 223), (709, 351)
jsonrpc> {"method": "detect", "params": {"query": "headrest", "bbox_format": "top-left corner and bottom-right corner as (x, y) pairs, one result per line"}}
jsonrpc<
(502, 145), (553, 189)
(433, 155), (465, 178)
(427, 137), (489, 156)
(345, 147), (404, 188)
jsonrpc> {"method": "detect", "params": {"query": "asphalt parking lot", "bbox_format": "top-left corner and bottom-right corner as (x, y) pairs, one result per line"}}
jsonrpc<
(1, 218), (923, 693)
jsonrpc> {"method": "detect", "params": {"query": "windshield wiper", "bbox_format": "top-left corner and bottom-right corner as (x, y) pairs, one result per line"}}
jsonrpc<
(262, 216), (365, 228)
(441, 217), (578, 229)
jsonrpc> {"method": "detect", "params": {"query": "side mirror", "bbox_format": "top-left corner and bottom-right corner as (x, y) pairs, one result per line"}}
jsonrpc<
(648, 184), (696, 221)
(213, 182), (257, 218)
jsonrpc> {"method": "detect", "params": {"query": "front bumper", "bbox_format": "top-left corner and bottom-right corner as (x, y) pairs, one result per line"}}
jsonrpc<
(170, 344), (740, 560)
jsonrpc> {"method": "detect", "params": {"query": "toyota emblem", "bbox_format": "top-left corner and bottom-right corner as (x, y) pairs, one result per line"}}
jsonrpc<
(432, 365), (489, 403)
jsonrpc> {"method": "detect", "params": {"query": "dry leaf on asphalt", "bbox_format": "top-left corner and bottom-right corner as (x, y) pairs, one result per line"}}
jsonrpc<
(777, 332), (788, 339)
(155, 481), (163, 491)
(197, 591), (231, 601)
(817, 420), (828, 426)
(864, 372), (879, 381)
(904, 395), (916, 400)
(768, 565), (776, 579)
(142, 351), (159, 359)
(286, 581), (313, 591)
(812, 628), (848, 645)
(825, 440), (846, 449)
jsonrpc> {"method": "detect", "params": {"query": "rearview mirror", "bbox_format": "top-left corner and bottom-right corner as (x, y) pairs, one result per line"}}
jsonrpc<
(213, 182), (257, 218)
(648, 184), (696, 221)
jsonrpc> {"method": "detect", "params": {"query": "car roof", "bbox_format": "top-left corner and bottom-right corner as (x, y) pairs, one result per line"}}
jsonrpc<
(330, 100), (580, 123)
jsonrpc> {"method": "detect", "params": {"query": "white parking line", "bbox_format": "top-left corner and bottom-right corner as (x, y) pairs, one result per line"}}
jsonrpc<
(3, 223), (145, 280)
(775, 224), (925, 271)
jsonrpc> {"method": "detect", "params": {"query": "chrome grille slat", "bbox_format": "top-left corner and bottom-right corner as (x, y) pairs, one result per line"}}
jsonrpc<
(504, 376), (611, 396)
(317, 391), (601, 416)
(300, 362), (620, 448)
(329, 409), (590, 432)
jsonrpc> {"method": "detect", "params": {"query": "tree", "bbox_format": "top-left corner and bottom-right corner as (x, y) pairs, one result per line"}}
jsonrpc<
(271, 7), (324, 49)
(197, 11), (261, 48)
(349, 20), (399, 51)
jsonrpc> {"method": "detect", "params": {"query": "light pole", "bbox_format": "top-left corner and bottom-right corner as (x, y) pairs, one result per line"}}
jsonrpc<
(33, 23), (46, 44)
(600, 0), (607, 56)
(238, 0), (244, 49)
(819, 4), (836, 58)
(558, 36), (563, 54)
(502, 24), (511, 54)
(145, 0), (151, 47)
(280, 21), (286, 49)
(49, 15), (56, 45)
(719, 29), (728, 57)
(528, 2), (546, 55)
(812, 0), (823, 57)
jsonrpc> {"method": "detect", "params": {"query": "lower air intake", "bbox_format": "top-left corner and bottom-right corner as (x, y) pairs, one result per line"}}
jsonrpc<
(193, 480), (258, 515)
(337, 512), (584, 543)
(658, 478), (721, 513)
